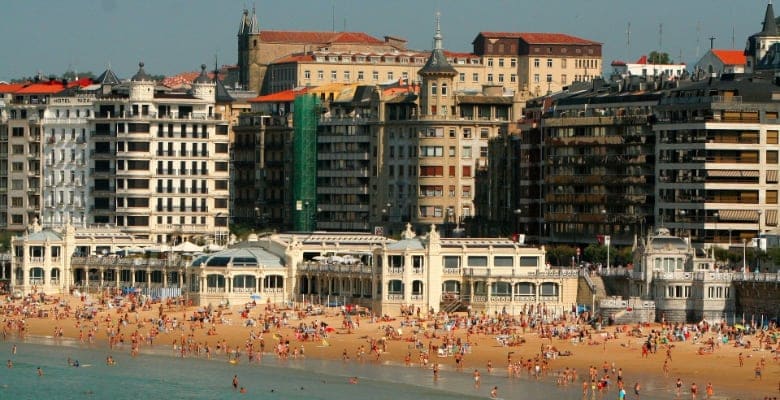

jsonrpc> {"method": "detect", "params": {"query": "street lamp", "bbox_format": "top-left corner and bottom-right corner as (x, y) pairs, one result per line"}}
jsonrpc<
(512, 209), (522, 242)
(742, 238), (747, 272)
(601, 209), (610, 273)
(712, 211), (719, 244)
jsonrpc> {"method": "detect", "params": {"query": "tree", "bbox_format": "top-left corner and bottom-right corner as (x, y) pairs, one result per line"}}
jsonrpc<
(545, 245), (576, 267)
(648, 51), (671, 65)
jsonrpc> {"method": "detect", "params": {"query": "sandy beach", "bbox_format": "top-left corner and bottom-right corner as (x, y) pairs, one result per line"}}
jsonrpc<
(3, 292), (779, 399)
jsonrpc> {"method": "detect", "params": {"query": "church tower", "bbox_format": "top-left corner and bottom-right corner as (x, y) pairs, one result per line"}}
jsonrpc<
(418, 13), (457, 117)
(237, 7), (258, 90)
(745, 2), (780, 73)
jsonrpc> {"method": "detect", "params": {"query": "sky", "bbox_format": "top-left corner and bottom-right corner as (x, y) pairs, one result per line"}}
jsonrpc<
(0, 0), (770, 82)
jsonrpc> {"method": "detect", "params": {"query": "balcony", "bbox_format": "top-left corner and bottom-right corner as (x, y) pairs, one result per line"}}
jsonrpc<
(155, 206), (209, 213)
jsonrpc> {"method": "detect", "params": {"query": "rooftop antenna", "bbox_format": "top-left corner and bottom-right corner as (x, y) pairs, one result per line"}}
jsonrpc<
(732, 25), (735, 48)
(331, 0), (335, 32)
(626, 22), (631, 59)
(658, 23), (663, 51)
(695, 21), (701, 58)
(709, 36), (716, 50)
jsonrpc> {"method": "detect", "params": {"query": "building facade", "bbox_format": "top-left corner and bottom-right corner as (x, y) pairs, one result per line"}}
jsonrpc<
(654, 74), (780, 246)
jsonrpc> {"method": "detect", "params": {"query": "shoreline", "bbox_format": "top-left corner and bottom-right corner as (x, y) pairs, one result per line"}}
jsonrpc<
(4, 294), (779, 399)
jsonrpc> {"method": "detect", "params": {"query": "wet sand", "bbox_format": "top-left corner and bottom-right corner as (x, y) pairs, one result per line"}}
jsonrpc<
(5, 294), (779, 399)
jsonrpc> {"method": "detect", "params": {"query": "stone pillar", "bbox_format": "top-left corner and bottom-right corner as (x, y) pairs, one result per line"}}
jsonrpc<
(146, 268), (152, 288)
(130, 268), (136, 287)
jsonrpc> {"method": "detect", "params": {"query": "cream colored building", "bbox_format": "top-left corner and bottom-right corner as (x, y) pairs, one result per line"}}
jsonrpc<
(472, 32), (603, 97)
(10, 225), (575, 316)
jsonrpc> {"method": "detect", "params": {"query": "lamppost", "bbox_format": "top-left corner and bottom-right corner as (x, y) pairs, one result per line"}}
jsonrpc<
(512, 209), (522, 242)
(381, 202), (391, 236)
(712, 211), (719, 245)
(742, 238), (747, 272)
(601, 209), (610, 273)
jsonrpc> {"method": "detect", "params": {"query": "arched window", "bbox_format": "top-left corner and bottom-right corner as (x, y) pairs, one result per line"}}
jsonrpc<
(441, 83), (448, 96)
(431, 82), (438, 95)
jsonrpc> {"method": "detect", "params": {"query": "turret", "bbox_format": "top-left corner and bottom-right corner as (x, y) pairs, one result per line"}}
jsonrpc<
(418, 13), (457, 117)
(192, 64), (216, 102)
(129, 62), (155, 101)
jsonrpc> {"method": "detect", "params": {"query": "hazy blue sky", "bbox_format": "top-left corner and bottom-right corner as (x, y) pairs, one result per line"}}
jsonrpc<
(0, 0), (770, 81)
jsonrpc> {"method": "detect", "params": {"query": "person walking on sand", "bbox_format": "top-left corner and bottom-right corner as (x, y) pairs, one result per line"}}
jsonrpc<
(633, 381), (641, 399)
(705, 382), (713, 398)
(490, 386), (498, 398)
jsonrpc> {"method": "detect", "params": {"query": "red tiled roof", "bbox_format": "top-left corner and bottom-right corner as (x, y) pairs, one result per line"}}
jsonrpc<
(248, 87), (309, 103)
(0, 83), (27, 94)
(635, 55), (649, 64)
(14, 78), (92, 95)
(259, 30), (384, 45)
(272, 54), (316, 64)
(478, 32), (600, 45)
(161, 71), (225, 88)
(711, 49), (747, 65)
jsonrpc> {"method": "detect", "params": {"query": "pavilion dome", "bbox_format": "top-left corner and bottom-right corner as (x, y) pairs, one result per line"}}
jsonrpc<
(191, 247), (285, 269)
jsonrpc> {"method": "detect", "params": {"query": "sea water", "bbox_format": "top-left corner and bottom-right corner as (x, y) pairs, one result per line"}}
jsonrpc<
(0, 338), (723, 399)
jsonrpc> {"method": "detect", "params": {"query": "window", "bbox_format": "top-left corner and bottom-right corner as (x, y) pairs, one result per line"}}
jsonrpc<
(767, 150), (778, 164)
(448, 146), (456, 157)
(561, 74), (567, 85)
(767, 130), (779, 144)
(419, 185), (443, 197)
(546, 74), (553, 83)
(317, 70), (324, 80)
(459, 73), (465, 82)
(511, 58), (517, 67)
(510, 74), (517, 83)
(498, 58), (504, 67)
(372, 71), (379, 81)
(480, 146), (488, 158)
(533, 59), (540, 68)
(487, 74), (493, 82)
(534, 74), (540, 83)
(462, 185), (471, 198)
(357, 71), (364, 81)
(304, 70), (311, 79)
(12, 145), (24, 155)
(494, 256), (513, 267)
(462, 165), (472, 177)
(768, 190), (778, 204)
(561, 59), (567, 68)
(461, 146), (472, 158)
(547, 58), (553, 67)
(419, 166), (444, 176)
(449, 166), (456, 177)
(467, 256), (487, 267)
(431, 82), (437, 95)
(472, 73), (479, 82)
(441, 83), (448, 96)
(330, 70), (337, 80)
(480, 128), (489, 138)
(387, 71), (394, 80)
(343, 71), (350, 81)
(420, 146), (443, 157)
(463, 128), (472, 139)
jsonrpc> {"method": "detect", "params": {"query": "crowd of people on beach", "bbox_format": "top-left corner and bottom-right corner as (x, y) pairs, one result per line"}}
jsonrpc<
(2, 288), (780, 398)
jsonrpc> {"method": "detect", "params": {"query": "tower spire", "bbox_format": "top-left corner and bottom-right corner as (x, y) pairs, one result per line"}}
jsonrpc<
(433, 12), (443, 50)
(762, 1), (778, 35)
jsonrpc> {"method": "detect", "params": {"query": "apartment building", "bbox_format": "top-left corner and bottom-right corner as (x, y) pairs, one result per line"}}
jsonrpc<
(655, 74), (780, 245)
(375, 18), (518, 235)
(0, 78), (94, 233)
(264, 50), (484, 95)
(89, 63), (230, 244)
(472, 32), (602, 97)
(236, 8), (407, 94)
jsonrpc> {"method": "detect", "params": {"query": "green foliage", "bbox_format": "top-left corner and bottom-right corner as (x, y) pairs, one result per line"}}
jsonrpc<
(648, 51), (671, 64)
(545, 245), (576, 266)
(768, 248), (780, 265)
(0, 231), (11, 252)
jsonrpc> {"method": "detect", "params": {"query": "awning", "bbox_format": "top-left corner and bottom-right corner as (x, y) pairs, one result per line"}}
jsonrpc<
(767, 170), (778, 183)
(767, 210), (778, 226)
(706, 169), (759, 178)
(719, 209), (760, 222)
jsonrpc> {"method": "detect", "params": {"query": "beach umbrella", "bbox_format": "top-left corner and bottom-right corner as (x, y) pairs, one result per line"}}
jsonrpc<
(173, 241), (204, 253)
(250, 294), (262, 301)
